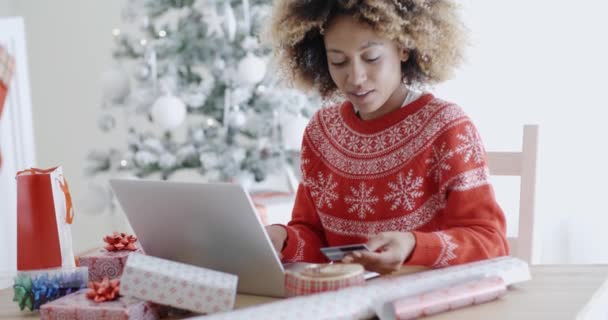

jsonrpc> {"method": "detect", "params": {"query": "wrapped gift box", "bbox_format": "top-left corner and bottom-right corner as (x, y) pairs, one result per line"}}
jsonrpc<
(120, 253), (238, 315)
(77, 249), (141, 282)
(12, 267), (88, 311)
(40, 289), (162, 320)
(76, 232), (143, 282)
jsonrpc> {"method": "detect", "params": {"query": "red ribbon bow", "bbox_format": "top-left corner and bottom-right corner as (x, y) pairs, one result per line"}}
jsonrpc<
(86, 278), (120, 303)
(103, 232), (138, 252)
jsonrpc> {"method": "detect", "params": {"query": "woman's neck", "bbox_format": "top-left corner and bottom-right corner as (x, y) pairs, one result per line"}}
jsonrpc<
(358, 85), (409, 121)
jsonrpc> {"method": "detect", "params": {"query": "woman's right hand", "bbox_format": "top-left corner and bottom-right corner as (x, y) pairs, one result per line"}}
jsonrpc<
(265, 225), (288, 259)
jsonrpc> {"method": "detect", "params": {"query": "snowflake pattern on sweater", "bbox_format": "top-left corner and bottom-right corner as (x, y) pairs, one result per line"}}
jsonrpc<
(345, 182), (379, 219)
(280, 94), (509, 268)
(384, 169), (425, 211)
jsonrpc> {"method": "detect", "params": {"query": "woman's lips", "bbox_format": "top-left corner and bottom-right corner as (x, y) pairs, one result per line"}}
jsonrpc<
(349, 90), (375, 103)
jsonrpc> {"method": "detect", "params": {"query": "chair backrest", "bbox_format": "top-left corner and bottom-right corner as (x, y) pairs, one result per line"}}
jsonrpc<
(486, 125), (539, 264)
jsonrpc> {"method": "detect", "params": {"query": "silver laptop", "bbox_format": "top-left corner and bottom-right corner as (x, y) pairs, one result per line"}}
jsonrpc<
(109, 179), (289, 297)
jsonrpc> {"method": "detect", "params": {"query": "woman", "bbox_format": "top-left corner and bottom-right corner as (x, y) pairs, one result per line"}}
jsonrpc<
(264, 0), (509, 274)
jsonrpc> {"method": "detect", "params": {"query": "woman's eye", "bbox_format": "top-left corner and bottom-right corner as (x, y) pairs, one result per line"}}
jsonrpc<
(331, 61), (346, 66)
(366, 56), (380, 63)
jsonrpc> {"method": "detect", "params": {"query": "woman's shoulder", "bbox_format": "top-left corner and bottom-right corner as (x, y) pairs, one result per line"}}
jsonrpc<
(424, 94), (472, 124)
(312, 101), (344, 118)
(421, 95), (485, 148)
(304, 102), (344, 131)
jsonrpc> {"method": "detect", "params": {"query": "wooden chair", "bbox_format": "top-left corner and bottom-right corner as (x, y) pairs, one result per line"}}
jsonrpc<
(486, 125), (539, 264)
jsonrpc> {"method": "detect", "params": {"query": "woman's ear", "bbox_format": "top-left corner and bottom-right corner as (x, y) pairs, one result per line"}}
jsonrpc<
(400, 49), (410, 62)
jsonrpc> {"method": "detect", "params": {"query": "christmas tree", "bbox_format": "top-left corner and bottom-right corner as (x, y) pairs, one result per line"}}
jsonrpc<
(87, 0), (319, 188)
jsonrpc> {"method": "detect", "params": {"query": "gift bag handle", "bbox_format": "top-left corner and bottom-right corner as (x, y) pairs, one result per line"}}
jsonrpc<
(16, 167), (56, 175)
(16, 167), (75, 224)
(58, 176), (74, 224)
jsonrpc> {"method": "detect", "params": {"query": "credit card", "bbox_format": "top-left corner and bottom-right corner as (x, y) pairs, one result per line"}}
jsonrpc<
(320, 244), (370, 261)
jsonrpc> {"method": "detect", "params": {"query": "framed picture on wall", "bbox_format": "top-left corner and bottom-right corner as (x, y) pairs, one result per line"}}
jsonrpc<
(0, 17), (36, 288)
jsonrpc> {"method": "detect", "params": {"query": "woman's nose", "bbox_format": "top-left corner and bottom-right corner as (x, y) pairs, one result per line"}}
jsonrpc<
(347, 62), (367, 87)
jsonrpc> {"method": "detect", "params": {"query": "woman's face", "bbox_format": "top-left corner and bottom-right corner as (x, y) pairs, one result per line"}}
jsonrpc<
(324, 14), (409, 120)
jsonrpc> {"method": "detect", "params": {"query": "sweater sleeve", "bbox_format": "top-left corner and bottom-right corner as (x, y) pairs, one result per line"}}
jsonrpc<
(279, 182), (328, 263)
(405, 121), (510, 268)
(278, 129), (328, 263)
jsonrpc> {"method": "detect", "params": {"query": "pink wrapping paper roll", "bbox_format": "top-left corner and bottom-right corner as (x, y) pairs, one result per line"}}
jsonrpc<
(391, 276), (506, 320)
(285, 263), (365, 297)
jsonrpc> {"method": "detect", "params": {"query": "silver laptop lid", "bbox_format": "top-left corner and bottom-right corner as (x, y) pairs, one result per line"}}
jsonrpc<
(109, 179), (286, 297)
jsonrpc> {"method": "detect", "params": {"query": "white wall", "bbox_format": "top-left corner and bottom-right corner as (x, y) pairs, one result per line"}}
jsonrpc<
(0, 1), (13, 15)
(2, 0), (607, 263)
(436, 0), (608, 263)
(1, 0), (126, 255)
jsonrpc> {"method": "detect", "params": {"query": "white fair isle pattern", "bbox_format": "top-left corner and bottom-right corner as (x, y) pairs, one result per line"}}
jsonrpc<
(286, 228), (305, 262)
(305, 171), (339, 210)
(193, 257), (530, 320)
(321, 99), (441, 156)
(305, 99), (469, 178)
(120, 253), (238, 314)
(345, 182), (379, 219)
(456, 125), (484, 164)
(384, 169), (424, 211)
(445, 167), (490, 192)
(300, 145), (311, 167)
(425, 142), (454, 183)
(318, 166), (490, 238)
(432, 231), (459, 267)
(319, 193), (446, 237)
(299, 145), (311, 183)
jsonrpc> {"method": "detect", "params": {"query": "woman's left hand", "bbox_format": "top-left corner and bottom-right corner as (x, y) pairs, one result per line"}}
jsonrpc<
(342, 232), (416, 274)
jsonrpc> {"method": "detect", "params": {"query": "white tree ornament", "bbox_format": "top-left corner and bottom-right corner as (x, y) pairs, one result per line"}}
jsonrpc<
(101, 66), (130, 104)
(281, 113), (308, 151)
(81, 182), (113, 216)
(229, 109), (247, 128)
(150, 94), (187, 130)
(238, 52), (267, 84)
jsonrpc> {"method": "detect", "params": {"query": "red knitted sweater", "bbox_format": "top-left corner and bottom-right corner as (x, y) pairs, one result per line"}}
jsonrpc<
(279, 93), (509, 268)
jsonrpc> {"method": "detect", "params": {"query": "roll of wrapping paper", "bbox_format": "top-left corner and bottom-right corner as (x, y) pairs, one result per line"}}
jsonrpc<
(390, 276), (507, 320)
(285, 263), (365, 297)
(197, 257), (530, 320)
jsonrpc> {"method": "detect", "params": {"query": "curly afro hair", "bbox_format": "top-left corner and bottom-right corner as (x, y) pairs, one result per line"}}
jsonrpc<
(263, 0), (468, 99)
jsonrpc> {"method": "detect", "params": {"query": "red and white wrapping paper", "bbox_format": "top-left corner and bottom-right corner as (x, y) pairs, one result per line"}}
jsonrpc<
(77, 248), (142, 282)
(284, 263), (365, 297)
(40, 289), (161, 320)
(120, 253), (238, 315)
(193, 256), (530, 320)
(389, 276), (506, 320)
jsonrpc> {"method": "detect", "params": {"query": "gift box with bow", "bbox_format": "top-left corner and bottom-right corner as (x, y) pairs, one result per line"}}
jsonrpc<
(40, 278), (163, 320)
(76, 232), (143, 282)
